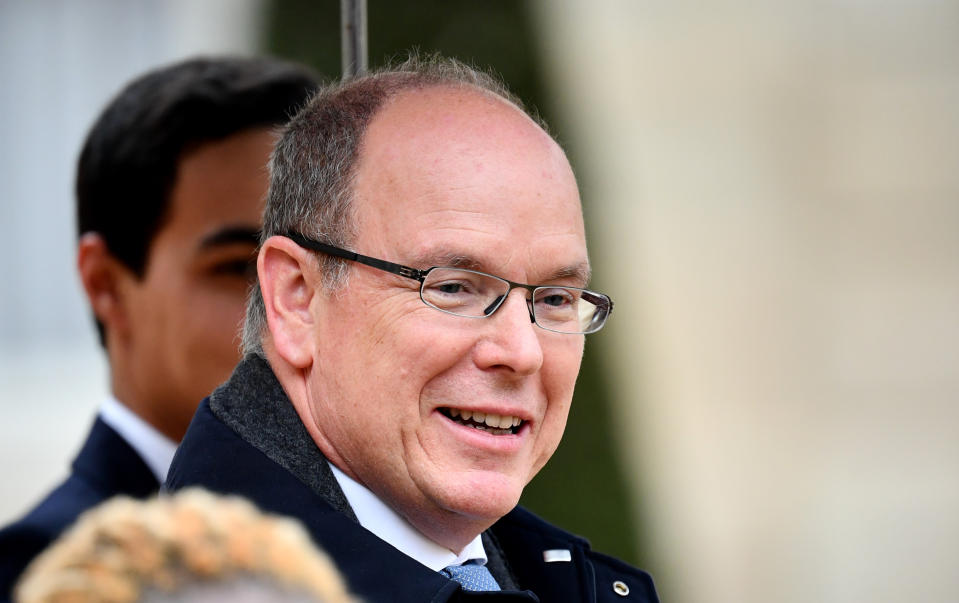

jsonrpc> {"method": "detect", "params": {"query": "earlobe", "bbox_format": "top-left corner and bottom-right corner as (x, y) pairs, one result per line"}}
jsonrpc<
(77, 233), (128, 336)
(259, 235), (320, 369)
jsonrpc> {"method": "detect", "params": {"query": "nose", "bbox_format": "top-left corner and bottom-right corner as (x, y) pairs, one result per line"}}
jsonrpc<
(473, 289), (544, 377)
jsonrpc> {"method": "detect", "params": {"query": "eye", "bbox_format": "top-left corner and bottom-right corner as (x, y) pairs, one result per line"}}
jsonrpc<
(436, 282), (466, 295)
(421, 269), (498, 314)
(211, 258), (257, 280)
(423, 269), (487, 297)
(535, 288), (576, 307)
(428, 279), (477, 297)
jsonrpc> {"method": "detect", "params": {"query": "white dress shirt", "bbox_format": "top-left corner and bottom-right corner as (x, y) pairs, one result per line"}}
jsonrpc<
(329, 462), (488, 571)
(98, 396), (178, 483)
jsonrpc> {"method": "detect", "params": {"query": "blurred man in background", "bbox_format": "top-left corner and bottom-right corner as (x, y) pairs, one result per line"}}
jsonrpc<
(0, 56), (320, 597)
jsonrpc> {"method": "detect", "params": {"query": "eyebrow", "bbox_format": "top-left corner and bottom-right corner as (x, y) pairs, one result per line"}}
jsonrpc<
(411, 251), (592, 287)
(198, 227), (260, 250)
(546, 262), (592, 287)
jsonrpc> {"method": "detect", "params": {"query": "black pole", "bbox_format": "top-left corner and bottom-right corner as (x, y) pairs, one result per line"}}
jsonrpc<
(341, 0), (368, 78)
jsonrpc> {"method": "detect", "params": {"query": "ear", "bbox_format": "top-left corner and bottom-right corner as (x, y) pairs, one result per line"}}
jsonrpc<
(258, 235), (322, 369)
(77, 233), (130, 339)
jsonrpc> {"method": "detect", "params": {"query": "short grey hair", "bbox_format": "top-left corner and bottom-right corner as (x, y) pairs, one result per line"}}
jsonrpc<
(241, 53), (547, 356)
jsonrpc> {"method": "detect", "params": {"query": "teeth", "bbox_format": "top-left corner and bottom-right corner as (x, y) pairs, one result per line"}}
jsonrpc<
(445, 408), (522, 431)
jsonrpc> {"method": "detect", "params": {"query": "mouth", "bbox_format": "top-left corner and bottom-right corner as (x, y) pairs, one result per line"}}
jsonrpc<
(439, 407), (524, 436)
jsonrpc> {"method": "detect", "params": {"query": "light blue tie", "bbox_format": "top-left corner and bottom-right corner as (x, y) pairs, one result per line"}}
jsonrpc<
(441, 560), (501, 592)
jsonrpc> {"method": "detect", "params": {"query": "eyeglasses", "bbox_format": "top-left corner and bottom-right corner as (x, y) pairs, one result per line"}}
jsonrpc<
(284, 231), (613, 335)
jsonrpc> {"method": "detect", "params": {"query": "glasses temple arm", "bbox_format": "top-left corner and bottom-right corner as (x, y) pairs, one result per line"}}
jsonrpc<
(283, 231), (426, 282)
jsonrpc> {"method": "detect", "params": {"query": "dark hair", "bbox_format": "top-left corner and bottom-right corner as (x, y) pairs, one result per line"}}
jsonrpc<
(76, 55), (321, 343)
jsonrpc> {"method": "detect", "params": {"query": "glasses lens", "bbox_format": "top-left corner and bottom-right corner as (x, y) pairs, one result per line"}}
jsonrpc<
(420, 268), (510, 317)
(533, 287), (611, 334)
(420, 268), (611, 334)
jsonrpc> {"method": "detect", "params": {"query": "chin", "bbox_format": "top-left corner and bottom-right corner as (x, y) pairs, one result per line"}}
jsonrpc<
(439, 472), (525, 522)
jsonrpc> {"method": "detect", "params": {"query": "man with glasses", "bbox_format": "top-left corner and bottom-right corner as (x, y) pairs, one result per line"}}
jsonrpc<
(166, 55), (658, 602)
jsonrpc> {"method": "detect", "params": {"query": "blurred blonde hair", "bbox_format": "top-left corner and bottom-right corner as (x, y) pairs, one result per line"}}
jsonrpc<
(14, 488), (358, 603)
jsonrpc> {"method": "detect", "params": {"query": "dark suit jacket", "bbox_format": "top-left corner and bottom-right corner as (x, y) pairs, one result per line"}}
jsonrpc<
(0, 417), (158, 601)
(165, 356), (658, 603)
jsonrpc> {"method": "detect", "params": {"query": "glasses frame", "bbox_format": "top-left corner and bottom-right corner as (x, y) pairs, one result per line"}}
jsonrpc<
(283, 231), (613, 334)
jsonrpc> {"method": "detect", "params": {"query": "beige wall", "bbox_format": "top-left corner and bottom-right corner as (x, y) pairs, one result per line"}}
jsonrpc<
(531, 2), (959, 601)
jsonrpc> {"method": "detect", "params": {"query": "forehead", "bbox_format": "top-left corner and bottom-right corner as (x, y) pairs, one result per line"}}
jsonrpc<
(351, 86), (588, 279)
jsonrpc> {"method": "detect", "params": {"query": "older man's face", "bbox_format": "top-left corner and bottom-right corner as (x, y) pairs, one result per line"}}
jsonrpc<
(305, 87), (588, 548)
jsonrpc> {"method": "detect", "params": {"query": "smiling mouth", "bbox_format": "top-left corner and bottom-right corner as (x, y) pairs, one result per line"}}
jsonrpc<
(439, 407), (524, 436)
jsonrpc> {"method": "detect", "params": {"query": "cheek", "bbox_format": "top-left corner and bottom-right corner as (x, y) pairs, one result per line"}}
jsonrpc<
(177, 288), (246, 350)
(328, 300), (468, 387)
(544, 337), (584, 398)
(162, 285), (248, 399)
(536, 342), (584, 449)
(123, 274), (176, 355)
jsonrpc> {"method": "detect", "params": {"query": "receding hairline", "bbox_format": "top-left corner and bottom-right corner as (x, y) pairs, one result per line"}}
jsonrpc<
(361, 79), (557, 150)
(346, 80), (573, 219)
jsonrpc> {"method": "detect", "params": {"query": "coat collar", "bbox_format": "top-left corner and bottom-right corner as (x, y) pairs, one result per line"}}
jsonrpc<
(208, 354), (355, 519)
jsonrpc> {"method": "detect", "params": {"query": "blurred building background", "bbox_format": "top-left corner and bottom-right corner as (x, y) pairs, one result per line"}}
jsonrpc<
(2, 1), (957, 602)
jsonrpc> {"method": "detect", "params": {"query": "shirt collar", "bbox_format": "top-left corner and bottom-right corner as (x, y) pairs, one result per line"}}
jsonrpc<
(328, 462), (488, 571)
(98, 396), (178, 483)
